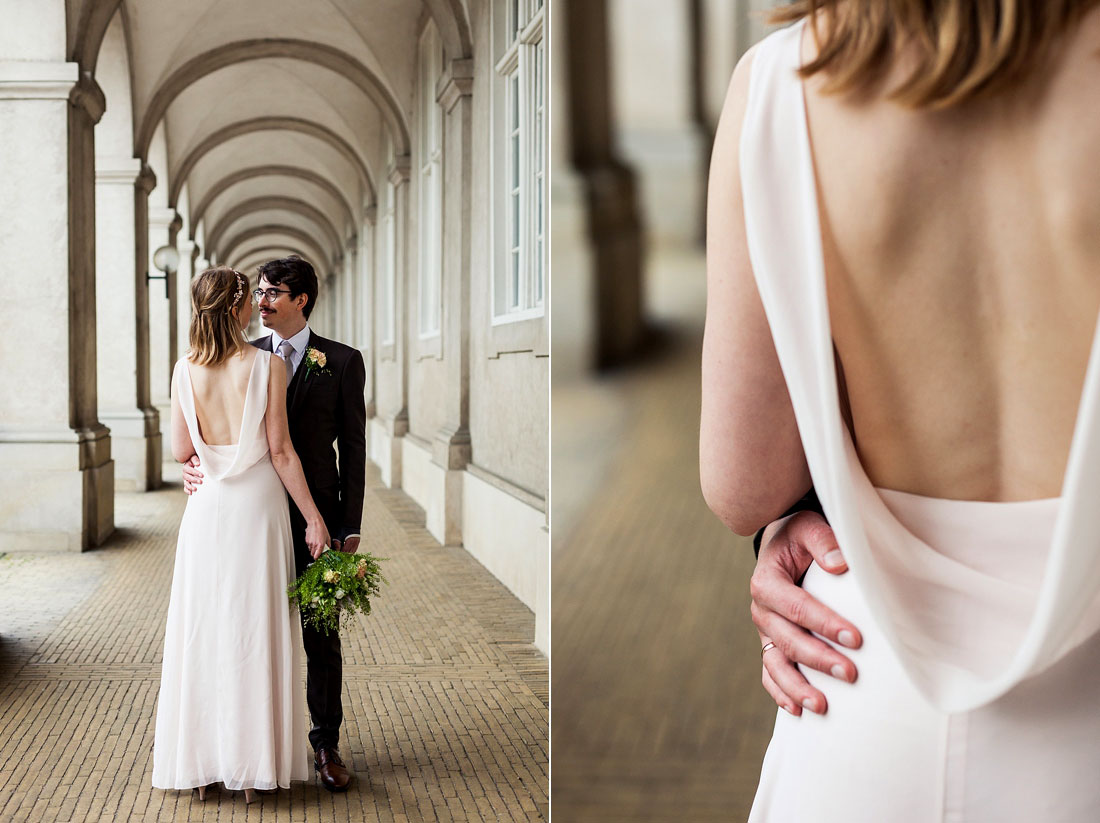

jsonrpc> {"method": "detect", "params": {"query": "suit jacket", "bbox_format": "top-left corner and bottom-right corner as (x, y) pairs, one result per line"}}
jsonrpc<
(252, 330), (367, 543)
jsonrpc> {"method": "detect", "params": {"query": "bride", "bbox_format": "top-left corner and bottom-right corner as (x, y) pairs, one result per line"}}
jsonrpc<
(702, 1), (1100, 820)
(152, 266), (329, 802)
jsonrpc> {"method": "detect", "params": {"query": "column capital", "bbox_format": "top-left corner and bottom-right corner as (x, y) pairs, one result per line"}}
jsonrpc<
(364, 205), (378, 226)
(0, 60), (77, 99)
(388, 155), (411, 186)
(346, 233), (359, 252)
(437, 59), (474, 114)
(136, 163), (157, 195)
(148, 207), (179, 230)
(69, 72), (105, 124)
(95, 157), (143, 185)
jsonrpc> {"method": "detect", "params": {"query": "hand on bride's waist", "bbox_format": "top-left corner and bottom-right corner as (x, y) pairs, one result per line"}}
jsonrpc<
(752, 511), (862, 716)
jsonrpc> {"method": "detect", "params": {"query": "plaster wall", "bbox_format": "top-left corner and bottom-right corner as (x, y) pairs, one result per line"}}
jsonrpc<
(0, 1), (66, 59)
(465, 0), (549, 503)
(463, 469), (548, 653)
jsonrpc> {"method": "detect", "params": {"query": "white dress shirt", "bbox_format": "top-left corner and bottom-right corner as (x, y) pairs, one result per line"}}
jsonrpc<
(269, 324), (311, 377)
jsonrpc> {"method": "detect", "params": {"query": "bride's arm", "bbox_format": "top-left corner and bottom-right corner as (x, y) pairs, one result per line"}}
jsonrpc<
(170, 369), (196, 464)
(264, 359), (330, 557)
(700, 48), (812, 536)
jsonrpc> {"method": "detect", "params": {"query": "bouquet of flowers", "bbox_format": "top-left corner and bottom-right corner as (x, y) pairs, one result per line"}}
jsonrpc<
(287, 548), (386, 635)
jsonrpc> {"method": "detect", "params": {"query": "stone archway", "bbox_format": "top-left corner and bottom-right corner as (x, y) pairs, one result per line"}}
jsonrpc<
(192, 166), (356, 232)
(206, 196), (344, 259)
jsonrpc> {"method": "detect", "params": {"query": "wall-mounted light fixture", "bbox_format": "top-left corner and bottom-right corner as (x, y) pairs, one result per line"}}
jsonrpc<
(149, 245), (180, 299)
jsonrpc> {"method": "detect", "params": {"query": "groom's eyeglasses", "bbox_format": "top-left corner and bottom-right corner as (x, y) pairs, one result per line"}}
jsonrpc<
(252, 288), (293, 302)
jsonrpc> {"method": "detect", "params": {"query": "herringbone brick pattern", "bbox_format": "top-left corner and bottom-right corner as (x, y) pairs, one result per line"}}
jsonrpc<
(0, 464), (547, 823)
(552, 249), (777, 821)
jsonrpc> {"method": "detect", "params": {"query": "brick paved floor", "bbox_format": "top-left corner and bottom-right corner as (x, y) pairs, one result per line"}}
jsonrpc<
(0, 465), (547, 823)
(552, 248), (777, 821)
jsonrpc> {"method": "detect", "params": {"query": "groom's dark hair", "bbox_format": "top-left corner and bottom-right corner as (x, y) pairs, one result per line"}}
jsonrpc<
(258, 255), (319, 319)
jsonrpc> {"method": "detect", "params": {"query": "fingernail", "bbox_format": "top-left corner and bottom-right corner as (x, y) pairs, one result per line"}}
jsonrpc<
(838, 630), (857, 648)
(830, 664), (847, 681)
(801, 698), (818, 713)
(824, 549), (845, 567)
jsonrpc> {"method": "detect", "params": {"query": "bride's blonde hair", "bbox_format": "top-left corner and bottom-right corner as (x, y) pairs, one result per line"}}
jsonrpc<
(770, 0), (1100, 108)
(188, 266), (249, 366)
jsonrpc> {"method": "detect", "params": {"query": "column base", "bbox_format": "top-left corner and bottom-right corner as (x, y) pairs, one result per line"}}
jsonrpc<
(369, 411), (407, 489)
(401, 435), (464, 546)
(100, 409), (162, 491)
(0, 425), (115, 551)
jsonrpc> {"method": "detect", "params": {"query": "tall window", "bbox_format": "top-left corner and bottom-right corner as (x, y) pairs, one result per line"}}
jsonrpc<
(418, 21), (444, 339)
(493, 0), (546, 321)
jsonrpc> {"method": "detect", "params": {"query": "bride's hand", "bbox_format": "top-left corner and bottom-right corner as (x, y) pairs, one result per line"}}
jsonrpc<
(306, 518), (331, 560)
(751, 511), (862, 716)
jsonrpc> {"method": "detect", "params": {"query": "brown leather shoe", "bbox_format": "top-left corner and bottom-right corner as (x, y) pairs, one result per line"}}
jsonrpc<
(314, 747), (352, 792)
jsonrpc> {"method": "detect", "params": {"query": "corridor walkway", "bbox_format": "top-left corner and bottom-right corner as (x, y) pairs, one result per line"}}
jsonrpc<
(0, 467), (547, 823)
(552, 248), (776, 821)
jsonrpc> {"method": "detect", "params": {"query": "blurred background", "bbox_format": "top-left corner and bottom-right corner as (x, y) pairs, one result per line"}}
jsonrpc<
(552, 1), (783, 820)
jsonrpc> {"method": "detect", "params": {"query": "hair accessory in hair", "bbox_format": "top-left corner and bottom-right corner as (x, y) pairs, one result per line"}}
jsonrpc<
(230, 270), (246, 309)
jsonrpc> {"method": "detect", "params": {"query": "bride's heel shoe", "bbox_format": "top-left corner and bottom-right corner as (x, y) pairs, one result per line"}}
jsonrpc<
(244, 788), (256, 804)
(196, 784), (208, 801)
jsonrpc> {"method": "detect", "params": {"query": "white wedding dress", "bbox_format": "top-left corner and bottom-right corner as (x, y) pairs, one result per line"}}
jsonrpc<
(152, 351), (308, 791)
(742, 22), (1100, 822)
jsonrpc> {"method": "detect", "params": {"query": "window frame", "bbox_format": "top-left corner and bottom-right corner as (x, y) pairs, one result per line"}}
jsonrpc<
(417, 20), (444, 344)
(490, 0), (547, 332)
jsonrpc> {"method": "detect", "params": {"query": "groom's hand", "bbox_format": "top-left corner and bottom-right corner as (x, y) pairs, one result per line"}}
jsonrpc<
(182, 455), (203, 495)
(752, 511), (862, 716)
(331, 536), (360, 553)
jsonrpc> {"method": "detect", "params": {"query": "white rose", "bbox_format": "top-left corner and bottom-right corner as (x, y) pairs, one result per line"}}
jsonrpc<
(335, 589), (345, 599)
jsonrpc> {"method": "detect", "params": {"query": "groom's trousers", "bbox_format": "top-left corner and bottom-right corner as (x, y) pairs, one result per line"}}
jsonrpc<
(291, 507), (344, 752)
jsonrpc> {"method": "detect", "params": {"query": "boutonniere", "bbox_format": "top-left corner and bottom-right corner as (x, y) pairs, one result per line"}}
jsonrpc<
(303, 346), (332, 380)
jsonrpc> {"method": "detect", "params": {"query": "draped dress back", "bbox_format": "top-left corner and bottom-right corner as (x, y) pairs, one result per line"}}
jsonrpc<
(153, 350), (309, 791)
(742, 20), (1100, 822)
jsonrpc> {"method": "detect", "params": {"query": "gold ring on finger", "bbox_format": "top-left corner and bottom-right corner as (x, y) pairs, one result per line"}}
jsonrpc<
(761, 641), (778, 659)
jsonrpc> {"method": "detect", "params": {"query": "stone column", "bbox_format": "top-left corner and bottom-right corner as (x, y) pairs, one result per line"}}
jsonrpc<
(429, 59), (475, 544)
(95, 158), (161, 491)
(166, 218), (184, 371)
(361, 209), (377, 418)
(343, 234), (358, 344)
(382, 157), (411, 487)
(176, 237), (196, 360)
(147, 206), (178, 460)
(321, 269), (337, 335)
(0, 64), (114, 550)
(565, 0), (645, 369)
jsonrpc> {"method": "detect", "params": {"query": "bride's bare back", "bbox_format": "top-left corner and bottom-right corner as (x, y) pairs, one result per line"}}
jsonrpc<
(805, 10), (1100, 501)
(186, 347), (259, 446)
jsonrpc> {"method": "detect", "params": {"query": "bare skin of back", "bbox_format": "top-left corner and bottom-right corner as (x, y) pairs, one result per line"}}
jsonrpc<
(805, 11), (1100, 502)
(186, 347), (260, 446)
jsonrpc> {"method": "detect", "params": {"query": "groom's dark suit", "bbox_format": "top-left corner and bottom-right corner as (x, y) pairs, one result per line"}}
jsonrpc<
(252, 329), (367, 751)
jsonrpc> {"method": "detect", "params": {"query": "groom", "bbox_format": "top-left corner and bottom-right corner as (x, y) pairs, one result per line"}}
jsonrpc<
(183, 255), (366, 791)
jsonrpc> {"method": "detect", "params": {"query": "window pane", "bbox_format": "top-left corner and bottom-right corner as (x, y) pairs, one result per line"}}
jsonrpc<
(511, 250), (520, 308)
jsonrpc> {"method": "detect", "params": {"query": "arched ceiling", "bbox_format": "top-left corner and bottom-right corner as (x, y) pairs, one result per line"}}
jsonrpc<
(76, 0), (473, 278)
(222, 224), (336, 273)
(233, 245), (311, 274)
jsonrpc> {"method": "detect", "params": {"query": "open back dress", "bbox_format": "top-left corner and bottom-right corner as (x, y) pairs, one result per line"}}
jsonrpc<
(152, 351), (308, 791)
(742, 21), (1100, 822)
